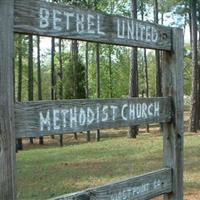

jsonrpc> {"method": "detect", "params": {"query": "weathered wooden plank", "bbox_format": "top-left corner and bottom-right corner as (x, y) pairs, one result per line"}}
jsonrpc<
(15, 97), (172, 138)
(14, 0), (172, 50)
(0, 0), (16, 199)
(162, 28), (184, 199)
(49, 168), (172, 200)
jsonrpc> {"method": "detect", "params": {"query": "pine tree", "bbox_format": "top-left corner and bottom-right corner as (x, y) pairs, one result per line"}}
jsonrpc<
(128, 0), (138, 138)
(189, 0), (198, 132)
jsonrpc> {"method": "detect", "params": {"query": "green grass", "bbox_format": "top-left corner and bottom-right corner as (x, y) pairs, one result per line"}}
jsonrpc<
(184, 134), (200, 192)
(16, 133), (200, 200)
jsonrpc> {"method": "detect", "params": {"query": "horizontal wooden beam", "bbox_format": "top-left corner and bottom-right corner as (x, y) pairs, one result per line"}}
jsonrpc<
(14, 0), (172, 50)
(49, 168), (172, 200)
(15, 97), (172, 138)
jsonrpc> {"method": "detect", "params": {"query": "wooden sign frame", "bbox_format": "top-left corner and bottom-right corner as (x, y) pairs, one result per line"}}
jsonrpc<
(14, 0), (172, 50)
(0, 0), (183, 199)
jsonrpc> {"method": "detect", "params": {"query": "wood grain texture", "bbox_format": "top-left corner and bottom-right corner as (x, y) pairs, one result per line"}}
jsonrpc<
(14, 0), (172, 50)
(162, 28), (184, 199)
(0, 0), (16, 199)
(49, 168), (172, 200)
(15, 97), (172, 138)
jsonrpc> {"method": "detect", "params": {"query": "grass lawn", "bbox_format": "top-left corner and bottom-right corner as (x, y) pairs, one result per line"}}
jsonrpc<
(16, 131), (200, 200)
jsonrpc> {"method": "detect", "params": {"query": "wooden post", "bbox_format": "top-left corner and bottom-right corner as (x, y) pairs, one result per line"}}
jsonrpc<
(162, 28), (184, 200)
(13, 1), (183, 199)
(0, 0), (16, 199)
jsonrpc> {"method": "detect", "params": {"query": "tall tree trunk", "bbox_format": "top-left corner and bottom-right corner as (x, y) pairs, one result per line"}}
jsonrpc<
(109, 46), (113, 98)
(18, 35), (23, 102)
(71, 40), (78, 98)
(17, 34), (23, 150)
(37, 36), (44, 145)
(188, 10), (192, 47)
(189, 0), (198, 132)
(93, 0), (101, 142)
(28, 35), (34, 144)
(197, 2), (200, 129)
(37, 36), (42, 101)
(58, 39), (63, 100)
(144, 51), (149, 97)
(154, 0), (162, 97)
(71, 40), (78, 140)
(161, 13), (164, 25)
(58, 38), (63, 146)
(51, 37), (56, 101)
(85, 42), (89, 99)
(85, 42), (91, 142)
(51, 37), (56, 139)
(144, 49), (150, 133)
(96, 43), (101, 141)
(128, 0), (138, 138)
(154, 0), (163, 133)
(141, 0), (149, 133)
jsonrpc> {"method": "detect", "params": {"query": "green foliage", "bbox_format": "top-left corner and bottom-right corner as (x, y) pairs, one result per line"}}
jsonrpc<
(16, 133), (200, 199)
(14, 34), (38, 101)
(87, 44), (130, 98)
(14, 0), (198, 102)
(183, 47), (192, 95)
(16, 133), (163, 199)
(63, 56), (86, 99)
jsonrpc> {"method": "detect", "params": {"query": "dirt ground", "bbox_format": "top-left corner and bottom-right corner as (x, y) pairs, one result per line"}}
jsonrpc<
(155, 192), (200, 199)
(185, 192), (200, 200)
(152, 193), (200, 200)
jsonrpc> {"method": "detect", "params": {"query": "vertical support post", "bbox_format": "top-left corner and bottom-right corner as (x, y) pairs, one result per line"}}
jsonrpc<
(162, 28), (184, 199)
(0, 0), (16, 199)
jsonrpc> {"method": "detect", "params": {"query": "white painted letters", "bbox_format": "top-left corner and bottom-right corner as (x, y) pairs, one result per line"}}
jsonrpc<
(53, 109), (60, 130)
(136, 103), (142, 118)
(38, 101), (161, 132)
(70, 107), (77, 128)
(97, 15), (105, 35)
(102, 105), (109, 122)
(40, 8), (50, 28)
(152, 27), (158, 42)
(96, 105), (100, 123)
(129, 104), (135, 120)
(116, 18), (159, 43)
(76, 13), (84, 33)
(79, 108), (86, 126)
(110, 105), (118, 121)
(146, 26), (151, 42)
(127, 21), (134, 40)
(40, 110), (50, 131)
(142, 103), (148, 119)
(87, 107), (95, 125)
(122, 104), (128, 120)
(38, 7), (160, 44)
(110, 179), (162, 200)
(148, 104), (153, 116)
(64, 12), (74, 30)
(117, 19), (125, 39)
(154, 102), (160, 116)
(61, 109), (69, 128)
(87, 14), (95, 34)
(53, 10), (62, 31)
